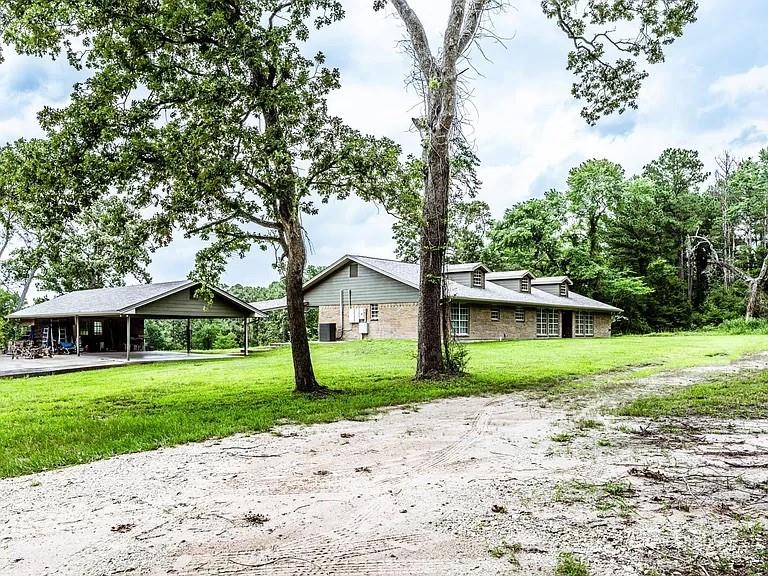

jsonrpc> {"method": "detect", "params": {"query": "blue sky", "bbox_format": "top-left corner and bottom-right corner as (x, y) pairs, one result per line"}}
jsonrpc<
(2, 0), (768, 289)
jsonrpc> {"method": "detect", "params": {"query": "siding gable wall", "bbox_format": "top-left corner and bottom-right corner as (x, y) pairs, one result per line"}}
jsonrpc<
(535, 283), (563, 296)
(446, 271), (473, 287)
(490, 278), (521, 291)
(135, 288), (247, 317)
(304, 263), (419, 306)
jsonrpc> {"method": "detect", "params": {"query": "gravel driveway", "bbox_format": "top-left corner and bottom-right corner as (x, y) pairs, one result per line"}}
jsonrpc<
(3, 355), (768, 575)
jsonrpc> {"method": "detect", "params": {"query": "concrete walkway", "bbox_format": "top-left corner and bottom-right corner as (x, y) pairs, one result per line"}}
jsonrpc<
(0, 351), (235, 378)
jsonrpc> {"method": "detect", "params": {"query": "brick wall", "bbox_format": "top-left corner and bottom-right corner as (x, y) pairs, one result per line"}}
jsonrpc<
(318, 303), (418, 341)
(593, 312), (612, 337)
(467, 305), (537, 340)
(318, 303), (612, 341)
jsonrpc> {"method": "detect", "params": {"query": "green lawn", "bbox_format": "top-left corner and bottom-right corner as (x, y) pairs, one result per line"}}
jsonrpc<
(2, 334), (768, 478)
(619, 369), (768, 419)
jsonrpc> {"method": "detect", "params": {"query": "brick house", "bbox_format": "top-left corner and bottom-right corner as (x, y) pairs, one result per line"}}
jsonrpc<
(279, 255), (621, 341)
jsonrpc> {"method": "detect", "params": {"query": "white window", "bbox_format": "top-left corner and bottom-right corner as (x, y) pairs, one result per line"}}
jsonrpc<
(490, 306), (500, 321)
(520, 277), (530, 292)
(515, 307), (525, 322)
(370, 304), (379, 321)
(559, 283), (568, 297)
(93, 321), (103, 336)
(472, 269), (484, 288)
(451, 303), (469, 336)
(575, 311), (594, 337)
(536, 308), (560, 337)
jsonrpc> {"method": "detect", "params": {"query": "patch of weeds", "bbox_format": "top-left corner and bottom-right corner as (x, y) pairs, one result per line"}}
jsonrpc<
(596, 438), (612, 447)
(488, 541), (522, 567)
(553, 480), (598, 504)
(556, 552), (590, 576)
(30, 480), (41, 487)
(554, 479), (636, 518)
(603, 480), (633, 497)
(244, 513), (269, 526)
(617, 424), (636, 434)
(576, 418), (603, 431)
(738, 521), (766, 542)
(551, 432), (575, 443)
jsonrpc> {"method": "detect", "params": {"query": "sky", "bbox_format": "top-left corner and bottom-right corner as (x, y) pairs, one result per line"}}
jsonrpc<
(2, 0), (768, 289)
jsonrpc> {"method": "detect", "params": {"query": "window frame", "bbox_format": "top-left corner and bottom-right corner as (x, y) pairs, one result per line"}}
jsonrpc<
(349, 262), (358, 278)
(575, 311), (594, 337)
(536, 308), (560, 337)
(490, 305), (500, 322)
(472, 269), (484, 288)
(370, 303), (379, 321)
(93, 321), (103, 336)
(520, 277), (530, 293)
(450, 303), (470, 337)
(515, 307), (525, 323)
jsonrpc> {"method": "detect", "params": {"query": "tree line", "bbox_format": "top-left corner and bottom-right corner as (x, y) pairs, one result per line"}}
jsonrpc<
(398, 148), (768, 333)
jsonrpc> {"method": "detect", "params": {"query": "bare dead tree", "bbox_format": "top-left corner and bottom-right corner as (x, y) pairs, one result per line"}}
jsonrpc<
(691, 235), (768, 320)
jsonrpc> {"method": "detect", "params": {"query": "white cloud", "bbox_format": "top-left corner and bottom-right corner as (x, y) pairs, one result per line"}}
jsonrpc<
(710, 65), (768, 105)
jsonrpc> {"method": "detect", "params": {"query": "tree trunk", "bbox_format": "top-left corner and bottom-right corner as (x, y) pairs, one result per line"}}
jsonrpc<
(15, 267), (37, 311)
(416, 137), (451, 378)
(281, 206), (321, 393)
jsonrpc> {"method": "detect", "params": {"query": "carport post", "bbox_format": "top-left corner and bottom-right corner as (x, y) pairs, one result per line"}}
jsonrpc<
(126, 315), (131, 361)
(75, 315), (80, 356)
(186, 319), (191, 355)
(243, 317), (248, 357)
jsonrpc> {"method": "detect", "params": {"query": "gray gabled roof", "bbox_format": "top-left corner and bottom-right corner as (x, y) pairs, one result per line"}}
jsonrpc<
(445, 262), (491, 273)
(486, 270), (533, 280)
(250, 297), (288, 312)
(9, 280), (264, 319)
(303, 255), (621, 313)
(532, 276), (573, 285)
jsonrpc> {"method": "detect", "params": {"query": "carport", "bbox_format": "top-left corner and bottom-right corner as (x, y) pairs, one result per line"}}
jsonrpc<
(7, 280), (266, 360)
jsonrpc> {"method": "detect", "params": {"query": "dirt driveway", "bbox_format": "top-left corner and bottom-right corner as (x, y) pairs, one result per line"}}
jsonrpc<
(3, 356), (768, 575)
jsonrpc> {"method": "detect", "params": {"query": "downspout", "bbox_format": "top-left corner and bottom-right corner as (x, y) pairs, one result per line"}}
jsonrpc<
(339, 289), (344, 341)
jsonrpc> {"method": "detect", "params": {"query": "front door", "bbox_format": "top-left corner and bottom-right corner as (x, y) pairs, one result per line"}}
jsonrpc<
(561, 310), (573, 338)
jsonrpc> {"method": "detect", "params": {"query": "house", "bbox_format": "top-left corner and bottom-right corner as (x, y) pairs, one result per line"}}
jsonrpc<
(295, 255), (621, 341)
(8, 280), (264, 358)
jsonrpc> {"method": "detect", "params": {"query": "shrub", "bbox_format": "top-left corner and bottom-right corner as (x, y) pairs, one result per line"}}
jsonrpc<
(213, 332), (238, 350)
(715, 318), (768, 335)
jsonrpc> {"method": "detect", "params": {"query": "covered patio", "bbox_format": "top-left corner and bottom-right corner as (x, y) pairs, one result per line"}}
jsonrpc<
(6, 280), (265, 364)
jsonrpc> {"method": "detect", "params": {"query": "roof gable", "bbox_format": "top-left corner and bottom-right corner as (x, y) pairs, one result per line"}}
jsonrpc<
(8, 281), (262, 319)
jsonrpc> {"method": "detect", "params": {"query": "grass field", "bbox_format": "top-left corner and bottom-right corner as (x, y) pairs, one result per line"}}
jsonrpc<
(619, 369), (768, 419)
(2, 334), (768, 478)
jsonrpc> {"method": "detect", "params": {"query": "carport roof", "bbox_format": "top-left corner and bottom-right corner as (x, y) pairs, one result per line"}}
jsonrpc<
(8, 280), (265, 319)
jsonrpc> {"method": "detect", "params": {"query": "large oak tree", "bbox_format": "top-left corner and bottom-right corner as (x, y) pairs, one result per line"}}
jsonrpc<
(1, 0), (401, 392)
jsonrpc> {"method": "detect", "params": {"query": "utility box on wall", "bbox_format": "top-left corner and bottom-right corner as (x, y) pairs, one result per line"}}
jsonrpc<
(358, 322), (369, 335)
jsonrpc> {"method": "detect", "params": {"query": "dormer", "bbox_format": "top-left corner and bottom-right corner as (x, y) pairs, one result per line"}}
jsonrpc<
(486, 270), (535, 293)
(445, 263), (491, 288)
(531, 276), (573, 297)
